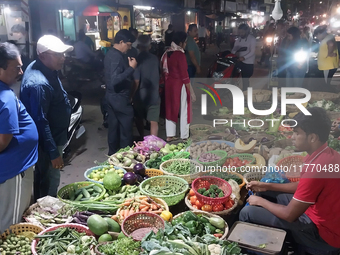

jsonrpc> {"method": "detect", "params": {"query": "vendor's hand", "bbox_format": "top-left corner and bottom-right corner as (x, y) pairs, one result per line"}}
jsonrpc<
(191, 91), (196, 103)
(239, 57), (245, 62)
(247, 195), (265, 207)
(247, 181), (267, 192)
(128, 57), (137, 69)
(51, 156), (64, 170)
(196, 66), (201, 74)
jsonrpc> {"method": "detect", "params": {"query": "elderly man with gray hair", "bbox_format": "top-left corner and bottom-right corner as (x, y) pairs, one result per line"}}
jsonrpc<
(132, 35), (161, 137)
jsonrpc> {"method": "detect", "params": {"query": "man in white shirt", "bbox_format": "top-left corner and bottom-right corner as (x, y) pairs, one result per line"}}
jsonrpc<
(231, 24), (256, 91)
(198, 25), (208, 53)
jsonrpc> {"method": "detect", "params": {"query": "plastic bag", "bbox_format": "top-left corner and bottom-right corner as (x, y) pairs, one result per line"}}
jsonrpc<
(260, 166), (290, 184)
(134, 135), (166, 155)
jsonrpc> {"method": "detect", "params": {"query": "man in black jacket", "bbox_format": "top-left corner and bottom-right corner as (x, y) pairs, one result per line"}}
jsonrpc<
(104, 29), (137, 155)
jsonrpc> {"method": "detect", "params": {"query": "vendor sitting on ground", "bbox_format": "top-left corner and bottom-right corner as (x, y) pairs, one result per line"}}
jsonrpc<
(240, 107), (340, 253)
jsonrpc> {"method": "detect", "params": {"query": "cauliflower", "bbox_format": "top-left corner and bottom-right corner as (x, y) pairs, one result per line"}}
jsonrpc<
(208, 244), (222, 255)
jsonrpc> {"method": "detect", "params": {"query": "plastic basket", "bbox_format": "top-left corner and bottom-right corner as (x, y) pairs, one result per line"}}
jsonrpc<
(161, 151), (190, 162)
(276, 155), (304, 182)
(185, 194), (238, 216)
(223, 154), (256, 172)
(139, 176), (189, 206)
(144, 159), (162, 170)
(145, 169), (164, 177)
(192, 176), (232, 206)
(84, 166), (126, 184)
(121, 212), (165, 241)
(190, 124), (213, 136)
(196, 150), (228, 168)
(57, 181), (106, 204)
(1, 223), (44, 239)
(173, 211), (229, 239)
(160, 159), (204, 184)
(31, 223), (95, 255)
(108, 153), (146, 172)
(207, 171), (246, 190)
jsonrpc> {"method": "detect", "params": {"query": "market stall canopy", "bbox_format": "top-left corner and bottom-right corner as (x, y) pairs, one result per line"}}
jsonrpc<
(77, 4), (119, 16)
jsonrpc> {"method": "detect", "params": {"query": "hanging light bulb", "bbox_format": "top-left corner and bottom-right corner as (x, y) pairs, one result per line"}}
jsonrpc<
(272, 0), (283, 21)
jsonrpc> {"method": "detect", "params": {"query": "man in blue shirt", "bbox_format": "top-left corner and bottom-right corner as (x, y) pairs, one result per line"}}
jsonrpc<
(0, 42), (38, 232)
(21, 35), (73, 200)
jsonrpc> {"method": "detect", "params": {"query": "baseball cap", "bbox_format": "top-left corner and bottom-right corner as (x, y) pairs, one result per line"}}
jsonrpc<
(37, 35), (73, 55)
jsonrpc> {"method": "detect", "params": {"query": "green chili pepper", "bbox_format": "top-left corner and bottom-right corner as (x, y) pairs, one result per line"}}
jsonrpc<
(205, 223), (216, 233)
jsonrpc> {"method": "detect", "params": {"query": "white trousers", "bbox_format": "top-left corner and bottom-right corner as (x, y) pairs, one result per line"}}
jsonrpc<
(166, 84), (190, 139)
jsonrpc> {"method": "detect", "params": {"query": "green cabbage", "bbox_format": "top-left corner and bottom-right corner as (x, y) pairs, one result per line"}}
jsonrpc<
(103, 172), (122, 191)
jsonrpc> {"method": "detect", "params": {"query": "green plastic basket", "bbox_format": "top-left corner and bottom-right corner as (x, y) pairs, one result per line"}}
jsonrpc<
(223, 154), (256, 174)
(57, 181), (106, 204)
(161, 151), (190, 162)
(196, 150), (228, 168)
(139, 176), (189, 206)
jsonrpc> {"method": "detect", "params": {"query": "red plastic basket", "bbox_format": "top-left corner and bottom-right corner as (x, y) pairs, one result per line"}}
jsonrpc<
(276, 155), (304, 182)
(121, 212), (165, 241)
(192, 176), (232, 206)
(31, 223), (95, 255)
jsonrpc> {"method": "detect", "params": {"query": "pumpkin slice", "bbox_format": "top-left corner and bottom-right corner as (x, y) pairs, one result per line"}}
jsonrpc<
(235, 138), (257, 154)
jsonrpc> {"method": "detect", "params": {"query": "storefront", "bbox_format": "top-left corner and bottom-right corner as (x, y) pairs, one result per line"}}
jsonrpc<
(134, 6), (170, 42)
(0, 1), (31, 56)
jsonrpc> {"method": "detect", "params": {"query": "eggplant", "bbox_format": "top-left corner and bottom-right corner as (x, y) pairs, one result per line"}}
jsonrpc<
(208, 135), (223, 140)
(261, 137), (270, 143)
(248, 137), (256, 143)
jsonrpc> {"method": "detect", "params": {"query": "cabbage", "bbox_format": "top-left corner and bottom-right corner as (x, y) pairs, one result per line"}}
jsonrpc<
(103, 172), (122, 191)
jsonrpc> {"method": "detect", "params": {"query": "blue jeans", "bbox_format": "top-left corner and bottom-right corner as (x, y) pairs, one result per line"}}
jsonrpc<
(187, 65), (196, 79)
(286, 66), (306, 87)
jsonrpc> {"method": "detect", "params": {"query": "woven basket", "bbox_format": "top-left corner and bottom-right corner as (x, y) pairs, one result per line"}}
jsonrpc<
(121, 212), (165, 241)
(310, 91), (340, 102)
(172, 211), (229, 239)
(327, 111), (340, 121)
(160, 159), (204, 184)
(108, 153), (146, 172)
(223, 154), (256, 172)
(57, 181), (106, 204)
(84, 165), (127, 185)
(207, 171), (246, 189)
(1, 223), (44, 239)
(144, 159), (162, 170)
(243, 89), (272, 103)
(145, 169), (164, 177)
(139, 176), (189, 206)
(197, 150), (228, 168)
(116, 196), (169, 224)
(190, 124), (213, 136)
(276, 155), (304, 182)
(206, 132), (236, 142)
(278, 91), (306, 101)
(243, 171), (266, 184)
(31, 223), (95, 255)
(192, 176), (232, 206)
(184, 194), (238, 216)
(240, 133), (276, 148)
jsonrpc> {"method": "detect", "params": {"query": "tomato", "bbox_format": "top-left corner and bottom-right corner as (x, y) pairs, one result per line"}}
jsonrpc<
(201, 204), (213, 212)
(224, 199), (235, 209)
(212, 204), (224, 212)
(190, 196), (197, 205)
(192, 205), (199, 209)
(198, 180), (210, 190)
(189, 189), (195, 196)
(195, 200), (204, 209)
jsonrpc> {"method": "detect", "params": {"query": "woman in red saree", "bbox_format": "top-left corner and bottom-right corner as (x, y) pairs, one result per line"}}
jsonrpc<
(161, 31), (196, 142)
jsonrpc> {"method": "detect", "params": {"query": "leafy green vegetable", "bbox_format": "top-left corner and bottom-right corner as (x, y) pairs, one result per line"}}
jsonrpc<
(98, 237), (141, 255)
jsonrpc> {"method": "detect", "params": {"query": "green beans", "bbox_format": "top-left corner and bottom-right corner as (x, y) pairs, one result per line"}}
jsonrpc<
(163, 161), (193, 175)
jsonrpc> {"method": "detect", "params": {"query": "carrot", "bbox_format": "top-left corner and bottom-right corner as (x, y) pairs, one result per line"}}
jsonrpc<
(111, 215), (119, 222)
(214, 234), (223, 238)
(125, 198), (134, 202)
(135, 207), (140, 213)
(139, 204), (147, 210)
(142, 197), (149, 201)
(123, 209), (129, 219)
(128, 207), (135, 216)
(151, 210), (163, 214)
(119, 201), (132, 207)
(141, 207), (149, 212)
(120, 210), (125, 218)
(140, 200), (151, 206)
(151, 204), (158, 210)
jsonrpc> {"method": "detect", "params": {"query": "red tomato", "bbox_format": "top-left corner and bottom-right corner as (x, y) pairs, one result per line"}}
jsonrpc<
(224, 199), (235, 209)
(198, 180), (210, 190)
(195, 200), (204, 209)
(189, 189), (195, 196)
(201, 204), (213, 212)
(190, 196), (197, 205)
(192, 205), (199, 209)
(212, 204), (224, 212)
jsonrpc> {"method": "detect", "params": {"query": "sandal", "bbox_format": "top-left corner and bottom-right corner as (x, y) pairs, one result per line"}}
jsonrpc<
(166, 137), (179, 142)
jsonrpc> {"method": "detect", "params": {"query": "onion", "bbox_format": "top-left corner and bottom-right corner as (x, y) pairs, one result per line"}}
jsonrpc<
(133, 163), (146, 176)
(123, 172), (137, 185)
